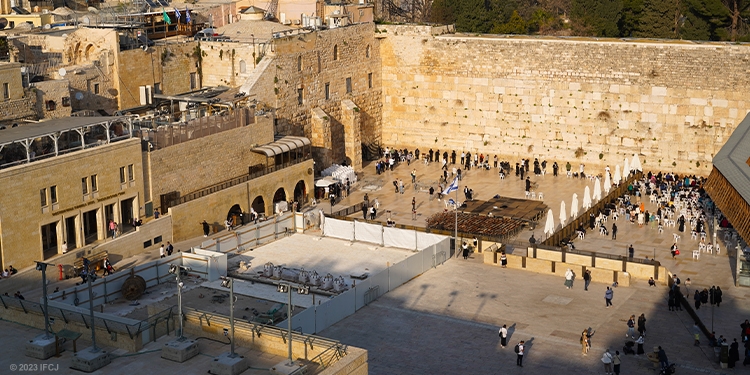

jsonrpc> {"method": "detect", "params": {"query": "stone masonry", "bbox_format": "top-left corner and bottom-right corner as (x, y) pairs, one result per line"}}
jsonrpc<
(378, 25), (750, 175)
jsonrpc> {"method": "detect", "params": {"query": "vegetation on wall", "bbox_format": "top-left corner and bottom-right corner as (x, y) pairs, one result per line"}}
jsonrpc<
(425, 0), (750, 41)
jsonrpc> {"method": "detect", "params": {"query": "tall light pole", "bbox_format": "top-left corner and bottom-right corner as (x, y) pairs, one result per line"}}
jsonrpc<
(277, 283), (308, 365)
(35, 262), (51, 339)
(168, 264), (191, 340)
(86, 271), (99, 352)
(220, 277), (237, 357)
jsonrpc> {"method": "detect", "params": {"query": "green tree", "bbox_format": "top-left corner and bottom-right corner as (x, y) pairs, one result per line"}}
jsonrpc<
(634, 0), (677, 38)
(491, 10), (528, 33)
(571, 0), (624, 36)
(430, 0), (458, 24)
(619, 0), (644, 36)
(453, 0), (499, 32)
(682, 0), (730, 40)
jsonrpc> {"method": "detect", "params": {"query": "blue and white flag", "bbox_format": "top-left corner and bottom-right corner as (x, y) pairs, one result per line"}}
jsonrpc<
(174, 7), (181, 22)
(442, 177), (459, 196)
(185, 7), (192, 23)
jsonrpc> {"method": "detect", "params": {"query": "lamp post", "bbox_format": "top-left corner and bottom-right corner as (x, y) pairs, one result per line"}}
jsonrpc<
(251, 34), (255, 68)
(277, 283), (309, 365)
(168, 264), (191, 340)
(35, 262), (51, 339)
(86, 271), (99, 352)
(220, 277), (237, 357)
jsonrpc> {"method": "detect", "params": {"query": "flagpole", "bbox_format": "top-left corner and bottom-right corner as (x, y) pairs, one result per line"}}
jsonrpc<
(454, 175), (459, 252)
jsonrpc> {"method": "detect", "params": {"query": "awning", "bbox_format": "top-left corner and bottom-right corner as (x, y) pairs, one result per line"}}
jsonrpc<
(315, 176), (338, 187)
(252, 135), (311, 157)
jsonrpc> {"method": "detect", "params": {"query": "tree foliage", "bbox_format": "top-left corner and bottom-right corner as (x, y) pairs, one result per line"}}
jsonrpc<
(425, 0), (750, 40)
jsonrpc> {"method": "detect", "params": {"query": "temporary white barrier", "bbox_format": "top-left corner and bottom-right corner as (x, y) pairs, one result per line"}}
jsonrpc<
(354, 220), (383, 245)
(384, 226), (417, 250)
(323, 218), (354, 241)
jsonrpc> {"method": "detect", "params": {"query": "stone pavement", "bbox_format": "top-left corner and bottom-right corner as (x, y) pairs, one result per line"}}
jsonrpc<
(316, 158), (749, 374)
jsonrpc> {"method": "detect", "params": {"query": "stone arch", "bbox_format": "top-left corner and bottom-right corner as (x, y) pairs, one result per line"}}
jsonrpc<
(366, 44), (370, 58)
(293, 180), (307, 205)
(333, 44), (338, 61)
(297, 55), (302, 71)
(73, 42), (82, 64)
(227, 204), (243, 226)
(239, 59), (246, 73)
(273, 188), (287, 203)
(251, 195), (266, 216)
(84, 44), (95, 62)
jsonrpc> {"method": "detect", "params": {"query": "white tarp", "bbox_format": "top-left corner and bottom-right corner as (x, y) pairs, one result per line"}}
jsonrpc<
(384, 226), (417, 250)
(354, 220), (383, 245)
(323, 218), (354, 241)
(417, 232), (447, 249)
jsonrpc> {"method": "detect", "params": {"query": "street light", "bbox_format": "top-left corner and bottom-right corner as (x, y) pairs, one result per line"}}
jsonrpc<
(168, 264), (191, 340)
(276, 283), (309, 366)
(86, 271), (99, 352)
(219, 276), (237, 358)
(35, 261), (52, 339)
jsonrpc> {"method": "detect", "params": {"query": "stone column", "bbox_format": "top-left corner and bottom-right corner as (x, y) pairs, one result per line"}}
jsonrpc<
(310, 107), (332, 172)
(341, 99), (362, 172)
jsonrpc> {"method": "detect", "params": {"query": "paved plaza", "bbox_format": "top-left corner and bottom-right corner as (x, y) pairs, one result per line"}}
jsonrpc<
(1, 157), (748, 375)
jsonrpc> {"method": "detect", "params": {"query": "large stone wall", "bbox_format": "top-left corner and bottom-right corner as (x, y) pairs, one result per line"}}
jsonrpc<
(200, 41), (258, 87)
(148, 115), (274, 213)
(378, 25), (750, 175)
(245, 23), (382, 171)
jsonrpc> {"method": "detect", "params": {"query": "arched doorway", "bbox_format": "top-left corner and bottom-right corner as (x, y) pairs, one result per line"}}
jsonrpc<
(293, 180), (307, 206)
(227, 204), (243, 227)
(273, 188), (286, 203)
(251, 196), (265, 216)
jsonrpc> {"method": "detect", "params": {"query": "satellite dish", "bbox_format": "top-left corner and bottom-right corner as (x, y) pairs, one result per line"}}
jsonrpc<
(82, 16), (90, 25)
(58, 68), (66, 77)
(87, 6), (99, 14)
(141, 45), (149, 52)
(75, 92), (84, 100)
(61, 33), (67, 39)
(43, 24), (51, 29)
(0, 18), (8, 30)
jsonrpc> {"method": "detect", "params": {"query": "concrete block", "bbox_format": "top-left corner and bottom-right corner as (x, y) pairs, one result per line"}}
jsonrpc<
(536, 248), (562, 262)
(565, 253), (592, 267)
(525, 258), (553, 274)
(210, 352), (249, 375)
(161, 338), (200, 363)
(25, 334), (57, 360)
(505, 254), (523, 269)
(588, 268), (615, 284)
(595, 257), (623, 271)
(270, 360), (307, 375)
(71, 347), (111, 372)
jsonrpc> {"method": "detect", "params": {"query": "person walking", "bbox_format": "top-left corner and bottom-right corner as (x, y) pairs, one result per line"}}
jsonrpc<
(715, 286), (723, 307)
(613, 350), (622, 375)
(583, 270), (591, 291)
(635, 334), (645, 355)
(362, 203), (368, 220)
(515, 341), (525, 367)
(159, 244), (165, 258)
(500, 251), (507, 268)
(605, 286), (614, 308)
(462, 242), (470, 260)
(729, 338), (740, 368)
(499, 324), (508, 348)
(202, 220), (210, 237)
(626, 315), (636, 339)
(658, 346), (669, 370)
(637, 313), (647, 337)
(581, 329), (590, 355)
(564, 268), (575, 289)
(601, 349), (613, 374)
(612, 223), (618, 240)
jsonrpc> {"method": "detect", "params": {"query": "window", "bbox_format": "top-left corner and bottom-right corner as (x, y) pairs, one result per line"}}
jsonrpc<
(359, 9), (364, 17)
(93, 83), (100, 95)
(368, 73), (372, 89)
(333, 45), (338, 61)
(366, 45), (370, 58)
(190, 72), (198, 90)
(91, 174), (98, 192)
(325, 83), (330, 100)
(82, 177), (88, 194)
(239, 60), (246, 74)
(297, 87), (303, 105)
(40, 188), (47, 206)
(127, 164), (134, 181)
(2, 83), (8, 99)
(154, 83), (161, 94)
(62, 97), (70, 107)
(346, 77), (352, 93)
(45, 100), (56, 111)
(50, 185), (57, 204)
(297, 55), (302, 71)
(119, 166), (126, 183)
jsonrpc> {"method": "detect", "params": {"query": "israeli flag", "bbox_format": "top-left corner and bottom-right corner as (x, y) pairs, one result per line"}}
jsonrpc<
(174, 7), (181, 21)
(185, 7), (192, 23)
(442, 177), (459, 196)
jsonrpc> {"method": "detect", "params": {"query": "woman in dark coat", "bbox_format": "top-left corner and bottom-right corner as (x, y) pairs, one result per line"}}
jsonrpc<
(462, 242), (470, 260)
(729, 339), (740, 368)
(678, 215), (686, 232)
(637, 314), (647, 337)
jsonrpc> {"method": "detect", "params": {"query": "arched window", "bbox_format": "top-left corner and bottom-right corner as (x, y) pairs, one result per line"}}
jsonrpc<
(366, 45), (370, 58)
(45, 100), (56, 111)
(297, 55), (302, 71)
(333, 45), (338, 61)
(239, 60), (247, 73)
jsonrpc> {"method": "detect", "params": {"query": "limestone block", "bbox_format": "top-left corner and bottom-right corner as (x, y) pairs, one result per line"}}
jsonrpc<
(536, 248), (563, 262)
(525, 258), (553, 274)
(505, 254), (524, 269)
(565, 253), (592, 267)
(595, 257), (623, 271)
(588, 267), (616, 284)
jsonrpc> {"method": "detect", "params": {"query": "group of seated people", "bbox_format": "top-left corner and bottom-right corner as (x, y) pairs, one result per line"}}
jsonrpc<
(1, 266), (17, 278)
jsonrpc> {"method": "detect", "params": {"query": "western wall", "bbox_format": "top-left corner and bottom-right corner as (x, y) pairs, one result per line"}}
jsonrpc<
(377, 25), (750, 175)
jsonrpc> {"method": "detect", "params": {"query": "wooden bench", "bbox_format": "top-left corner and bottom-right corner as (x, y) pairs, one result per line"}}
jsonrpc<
(73, 251), (108, 276)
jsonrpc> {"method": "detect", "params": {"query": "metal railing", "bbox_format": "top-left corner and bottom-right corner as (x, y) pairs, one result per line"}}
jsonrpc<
(170, 155), (311, 207)
(363, 285), (380, 306)
(135, 107), (253, 150)
(0, 294), (174, 340)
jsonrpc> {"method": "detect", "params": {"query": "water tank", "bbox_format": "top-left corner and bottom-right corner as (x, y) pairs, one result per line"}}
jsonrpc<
(333, 276), (346, 292)
(272, 265), (283, 279)
(298, 269), (308, 283)
(309, 271), (320, 286)
(322, 274), (334, 289)
(263, 262), (274, 277)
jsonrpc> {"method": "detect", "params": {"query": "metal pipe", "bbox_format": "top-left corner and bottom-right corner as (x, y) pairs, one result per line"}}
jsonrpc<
(87, 275), (98, 352)
(287, 287), (293, 365)
(177, 271), (184, 340)
(230, 278), (236, 357)
(40, 264), (50, 339)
